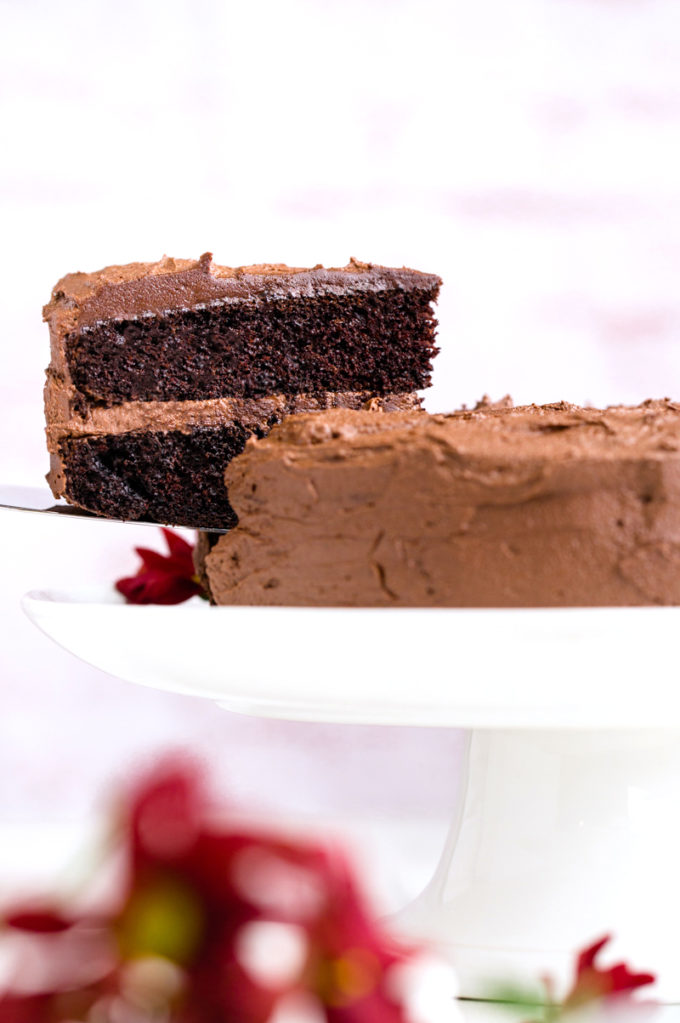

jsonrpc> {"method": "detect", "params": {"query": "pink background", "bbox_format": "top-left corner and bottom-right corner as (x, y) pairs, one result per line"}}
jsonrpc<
(1, 0), (680, 901)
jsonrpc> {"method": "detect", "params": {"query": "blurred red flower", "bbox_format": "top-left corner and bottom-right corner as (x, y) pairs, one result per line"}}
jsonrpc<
(0, 759), (415, 1022)
(563, 935), (655, 1008)
(0, 762), (656, 1022)
(115, 528), (205, 605)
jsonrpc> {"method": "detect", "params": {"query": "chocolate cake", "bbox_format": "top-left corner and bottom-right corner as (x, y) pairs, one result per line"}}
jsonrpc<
(44, 254), (440, 528)
(199, 399), (680, 607)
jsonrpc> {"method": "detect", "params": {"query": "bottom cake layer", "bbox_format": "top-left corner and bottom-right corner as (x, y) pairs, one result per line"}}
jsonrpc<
(56, 425), (249, 529)
(50, 392), (419, 528)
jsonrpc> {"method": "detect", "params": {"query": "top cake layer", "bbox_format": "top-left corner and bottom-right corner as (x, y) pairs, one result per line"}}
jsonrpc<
(201, 398), (680, 607)
(44, 254), (441, 407)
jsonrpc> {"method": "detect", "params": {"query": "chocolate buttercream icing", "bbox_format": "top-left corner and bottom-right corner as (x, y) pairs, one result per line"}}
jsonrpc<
(202, 399), (680, 607)
(45, 254), (440, 326)
(45, 390), (421, 499)
(44, 254), (441, 377)
(44, 374), (421, 451)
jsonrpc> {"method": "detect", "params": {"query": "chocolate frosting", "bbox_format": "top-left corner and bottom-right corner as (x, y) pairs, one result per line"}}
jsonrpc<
(44, 253), (441, 337)
(44, 253), (440, 426)
(202, 400), (680, 607)
(45, 390), (421, 499)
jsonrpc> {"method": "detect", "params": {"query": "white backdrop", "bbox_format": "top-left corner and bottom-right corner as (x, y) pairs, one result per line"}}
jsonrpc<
(2, 0), (680, 901)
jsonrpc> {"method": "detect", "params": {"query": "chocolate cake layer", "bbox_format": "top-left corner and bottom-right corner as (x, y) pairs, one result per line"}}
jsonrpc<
(58, 425), (248, 529)
(50, 391), (421, 528)
(201, 399), (680, 607)
(45, 255), (441, 407)
(44, 253), (440, 525)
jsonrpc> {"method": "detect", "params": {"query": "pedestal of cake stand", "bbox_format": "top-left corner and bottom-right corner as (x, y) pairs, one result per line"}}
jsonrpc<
(392, 727), (680, 1002)
(20, 595), (680, 1003)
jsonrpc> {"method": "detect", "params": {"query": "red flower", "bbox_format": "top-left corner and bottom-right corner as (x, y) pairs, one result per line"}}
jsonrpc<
(4, 907), (72, 933)
(0, 994), (53, 1023)
(123, 761), (414, 1019)
(115, 528), (205, 605)
(0, 977), (122, 1023)
(0, 759), (418, 1023)
(563, 935), (655, 1009)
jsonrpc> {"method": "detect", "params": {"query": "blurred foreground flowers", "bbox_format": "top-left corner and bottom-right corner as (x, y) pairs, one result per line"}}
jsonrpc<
(510, 936), (657, 1023)
(562, 936), (655, 1010)
(0, 760), (454, 1022)
(0, 760), (656, 1022)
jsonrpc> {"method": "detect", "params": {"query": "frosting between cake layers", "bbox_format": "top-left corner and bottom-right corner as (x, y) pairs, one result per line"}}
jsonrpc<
(202, 400), (680, 608)
(44, 378), (422, 450)
(45, 389), (422, 498)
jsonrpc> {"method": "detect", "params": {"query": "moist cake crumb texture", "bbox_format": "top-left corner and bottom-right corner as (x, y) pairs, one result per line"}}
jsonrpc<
(44, 254), (440, 527)
(64, 289), (438, 405)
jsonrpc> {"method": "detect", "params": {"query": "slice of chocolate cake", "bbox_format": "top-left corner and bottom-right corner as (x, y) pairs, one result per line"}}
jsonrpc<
(199, 399), (680, 607)
(44, 254), (440, 528)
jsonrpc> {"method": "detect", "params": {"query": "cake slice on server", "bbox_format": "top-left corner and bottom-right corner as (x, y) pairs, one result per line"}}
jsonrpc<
(44, 253), (440, 528)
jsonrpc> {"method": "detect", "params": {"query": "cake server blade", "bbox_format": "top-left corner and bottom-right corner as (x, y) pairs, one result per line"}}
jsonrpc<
(0, 484), (98, 518)
(0, 485), (225, 531)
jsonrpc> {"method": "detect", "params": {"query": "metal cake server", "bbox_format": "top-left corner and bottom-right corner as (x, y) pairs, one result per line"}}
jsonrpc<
(0, 485), (226, 531)
(1, 484), (98, 518)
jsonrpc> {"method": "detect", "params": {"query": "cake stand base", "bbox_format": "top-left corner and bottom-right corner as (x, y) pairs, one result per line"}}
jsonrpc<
(394, 728), (680, 1002)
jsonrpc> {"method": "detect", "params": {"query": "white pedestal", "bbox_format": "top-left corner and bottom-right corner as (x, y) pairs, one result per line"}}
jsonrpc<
(395, 728), (680, 1001)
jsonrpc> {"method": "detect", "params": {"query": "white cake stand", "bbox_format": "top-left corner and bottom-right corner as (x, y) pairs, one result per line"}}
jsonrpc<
(21, 588), (680, 1002)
